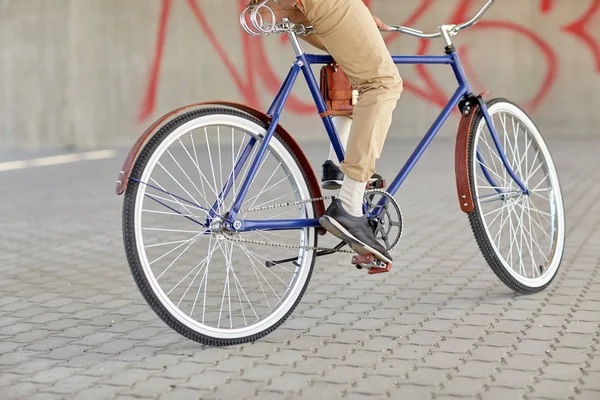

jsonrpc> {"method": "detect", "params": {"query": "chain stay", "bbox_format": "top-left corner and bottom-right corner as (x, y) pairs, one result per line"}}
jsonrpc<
(230, 190), (390, 254)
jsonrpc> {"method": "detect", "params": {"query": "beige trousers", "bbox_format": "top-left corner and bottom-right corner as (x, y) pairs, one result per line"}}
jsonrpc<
(299, 0), (403, 181)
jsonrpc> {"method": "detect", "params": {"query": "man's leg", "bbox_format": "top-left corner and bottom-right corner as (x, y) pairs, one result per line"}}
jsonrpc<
(300, 0), (403, 262)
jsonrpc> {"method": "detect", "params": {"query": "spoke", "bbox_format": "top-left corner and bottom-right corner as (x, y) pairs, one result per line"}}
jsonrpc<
(228, 129), (245, 212)
(205, 128), (220, 213)
(217, 127), (224, 205)
(479, 133), (503, 173)
(142, 209), (199, 218)
(166, 147), (208, 207)
(217, 239), (232, 329)
(155, 162), (207, 220)
(525, 157), (544, 186)
(517, 200), (527, 276)
(265, 208), (299, 221)
(156, 234), (201, 279)
(190, 234), (218, 322)
(168, 251), (210, 298)
(246, 191), (298, 214)
(240, 247), (290, 287)
(180, 135), (214, 200)
(525, 196), (537, 277)
(514, 200), (550, 262)
(171, 247), (214, 303)
(507, 202), (519, 272)
(500, 114), (510, 188)
(513, 201), (552, 242)
(512, 117), (520, 173)
(237, 243), (281, 303)
(143, 227), (206, 234)
(493, 198), (509, 251)
(500, 115), (516, 168)
(531, 191), (551, 202)
(479, 194), (508, 204)
(144, 194), (206, 228)
(225, 240), (248, 326)
(512, 122), (530, 181)
(145, 238), (196, 249)
(241, 163), (283, 209)
(236, 146), (272, 210)
(230, 259), (260, 322)
(524, 133), (531, 186)
(483, 200), (513, 219)
(238, 140), (262, 198)
(526, 197), (550, 264)
(253, 231), (298, 260)
(530, 172), (550, 193)
(189, 234), (214, 320)
(476, 184), (512, 191)
(238, 243), (272, 311)
(146, 178), (206, 219)
(522, 198), (552, 220)
(226, 241), (233, 328)
(189, 132), (212, 207)
(477, 159), (506, 187)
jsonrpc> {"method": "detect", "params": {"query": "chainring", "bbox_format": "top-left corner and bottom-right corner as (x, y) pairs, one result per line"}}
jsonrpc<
(363, 189), (403, 251)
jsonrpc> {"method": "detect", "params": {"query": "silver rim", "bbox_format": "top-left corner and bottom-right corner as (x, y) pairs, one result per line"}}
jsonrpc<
(472, 102), (565, 288)
(133, 113), (315, 339)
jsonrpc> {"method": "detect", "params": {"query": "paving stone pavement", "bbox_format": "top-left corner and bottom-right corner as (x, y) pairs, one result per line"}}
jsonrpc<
(0, 136), (599, 400)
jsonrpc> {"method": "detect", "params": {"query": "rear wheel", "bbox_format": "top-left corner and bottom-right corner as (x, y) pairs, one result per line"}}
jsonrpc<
(467, 98), (565, 294)
(122, 108), (318, 346)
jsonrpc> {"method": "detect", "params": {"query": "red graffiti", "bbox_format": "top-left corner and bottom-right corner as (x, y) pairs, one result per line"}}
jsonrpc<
(562, 0), (600, 72)
(138, 0), (600, 122)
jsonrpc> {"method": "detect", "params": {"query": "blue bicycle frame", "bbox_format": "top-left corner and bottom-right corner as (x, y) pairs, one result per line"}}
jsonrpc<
(216, 35), (528, 233)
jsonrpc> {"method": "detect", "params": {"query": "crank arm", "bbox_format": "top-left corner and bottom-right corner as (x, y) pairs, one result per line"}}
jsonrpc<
(264, 241), (348, 268)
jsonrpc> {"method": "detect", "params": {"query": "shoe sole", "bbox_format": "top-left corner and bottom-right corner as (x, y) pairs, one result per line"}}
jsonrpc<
(319, 216), (392, 264)
(321, 180), (342, 190)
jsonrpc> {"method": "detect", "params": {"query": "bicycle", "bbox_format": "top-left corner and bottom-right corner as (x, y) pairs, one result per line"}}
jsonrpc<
(115, 0), (565, 346)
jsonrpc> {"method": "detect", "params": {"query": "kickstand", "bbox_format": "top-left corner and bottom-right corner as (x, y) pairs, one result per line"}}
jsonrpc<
(264, 241), (348, 268)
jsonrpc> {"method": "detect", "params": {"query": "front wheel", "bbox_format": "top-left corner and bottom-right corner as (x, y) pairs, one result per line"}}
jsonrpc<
(467, 98), (565, 294)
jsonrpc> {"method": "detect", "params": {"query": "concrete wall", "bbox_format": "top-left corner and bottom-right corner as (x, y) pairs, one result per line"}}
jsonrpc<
(1, 0), (599, 150)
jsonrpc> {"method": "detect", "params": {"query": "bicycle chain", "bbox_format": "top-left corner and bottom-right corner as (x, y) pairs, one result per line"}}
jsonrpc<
(226, 190), (390, 255)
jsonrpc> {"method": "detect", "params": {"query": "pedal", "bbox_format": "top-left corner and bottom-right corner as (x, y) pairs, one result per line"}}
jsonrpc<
(351, 253), (392, 275)
(366, 178), (386, 190)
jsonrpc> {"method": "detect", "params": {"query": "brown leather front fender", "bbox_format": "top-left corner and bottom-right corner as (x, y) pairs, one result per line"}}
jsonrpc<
(455, 93), (487, 214)
(115, 101), (326, 224)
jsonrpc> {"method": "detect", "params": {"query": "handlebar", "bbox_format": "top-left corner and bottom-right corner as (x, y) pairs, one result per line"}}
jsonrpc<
(389, 0), (495, 39)
(241, 0), (495, 39)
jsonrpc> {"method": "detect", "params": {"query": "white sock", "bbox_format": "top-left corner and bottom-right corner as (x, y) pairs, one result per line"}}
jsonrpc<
(338, 175), (366, 217)
(328, 116), (352, 166)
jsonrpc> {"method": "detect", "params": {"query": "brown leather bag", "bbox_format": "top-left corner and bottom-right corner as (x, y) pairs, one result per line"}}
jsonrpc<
(320, 63), (358, 117)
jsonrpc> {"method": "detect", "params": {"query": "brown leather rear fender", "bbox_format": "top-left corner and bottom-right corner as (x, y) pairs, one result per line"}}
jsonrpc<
(455, 94), (484, 214)
(115, 101), (326, 221)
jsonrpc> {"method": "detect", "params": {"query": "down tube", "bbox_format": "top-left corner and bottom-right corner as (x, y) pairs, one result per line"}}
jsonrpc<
(386, 85), (468, 196)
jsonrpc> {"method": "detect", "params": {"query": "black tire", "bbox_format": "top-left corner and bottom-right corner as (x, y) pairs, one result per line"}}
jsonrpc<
(122, 107), (318, 346)
(466, 98), (565, 294)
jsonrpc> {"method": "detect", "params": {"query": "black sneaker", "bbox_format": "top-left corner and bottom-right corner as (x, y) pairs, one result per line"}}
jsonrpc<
(321, 160), (384, 190)
(321, 160), (345, 190)
(319, 198), (393, 263)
